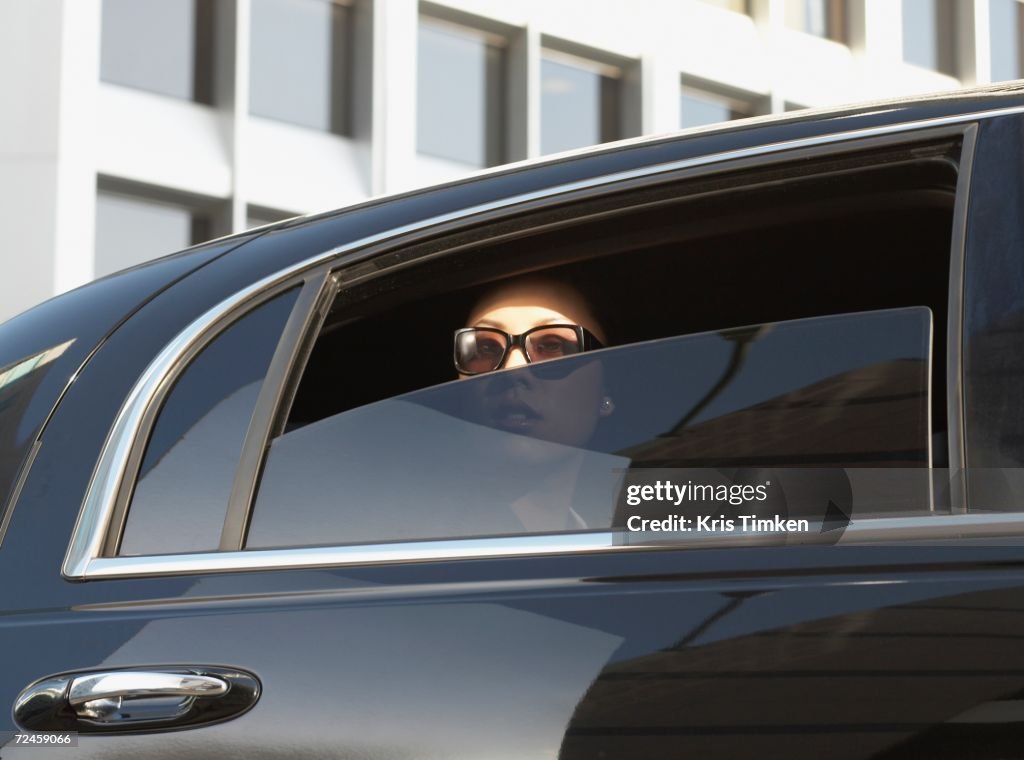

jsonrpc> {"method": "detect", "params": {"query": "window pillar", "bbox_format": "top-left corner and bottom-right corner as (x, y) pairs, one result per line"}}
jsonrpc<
(372, 0), (417, 195)
(507, 24), (540, 161)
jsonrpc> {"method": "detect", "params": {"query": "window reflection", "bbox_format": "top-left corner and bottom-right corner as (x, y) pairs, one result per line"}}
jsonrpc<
(120, 289), (300, 556)
(250, 0), (352, 133)
(417, 18), (505, 167)
(541, 53), (620, 155)
(100, 0), (214, 102)
(0, 340), (76, 527)
(0, 342), (73, 396)
(248, 308), (931, 549)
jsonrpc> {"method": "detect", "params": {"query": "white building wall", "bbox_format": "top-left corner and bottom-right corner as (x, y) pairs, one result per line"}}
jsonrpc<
(0, 0), (1008, 323)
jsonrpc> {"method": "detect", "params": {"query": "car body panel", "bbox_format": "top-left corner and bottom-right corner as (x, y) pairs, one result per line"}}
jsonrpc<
(0, 235), (261, 538)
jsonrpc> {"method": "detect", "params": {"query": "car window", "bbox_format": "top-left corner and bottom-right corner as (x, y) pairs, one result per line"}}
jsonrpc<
(107, 135), (963, 559)
(246, 308), (932, 549)
(117, 287), (300, 555)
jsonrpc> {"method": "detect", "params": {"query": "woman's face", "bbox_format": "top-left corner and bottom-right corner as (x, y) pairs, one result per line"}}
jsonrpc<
(460, 280), (610, 451)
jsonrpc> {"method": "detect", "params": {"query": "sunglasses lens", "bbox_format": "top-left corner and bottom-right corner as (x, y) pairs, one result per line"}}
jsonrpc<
(456, 329), (507, 373)
(525, 327), (581, 363)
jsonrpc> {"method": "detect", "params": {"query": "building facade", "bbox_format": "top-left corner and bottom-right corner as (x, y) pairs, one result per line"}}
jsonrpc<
(0, 0), (1020, 322)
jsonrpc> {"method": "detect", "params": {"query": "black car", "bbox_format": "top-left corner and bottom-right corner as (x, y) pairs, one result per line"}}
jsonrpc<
(3, 83), (1024, 759)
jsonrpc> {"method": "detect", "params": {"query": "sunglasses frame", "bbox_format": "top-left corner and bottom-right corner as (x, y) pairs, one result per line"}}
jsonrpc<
(454, 323), (604, 375)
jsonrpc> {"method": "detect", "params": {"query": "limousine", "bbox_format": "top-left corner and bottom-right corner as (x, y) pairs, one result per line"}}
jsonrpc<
(2, 83), (1024, 758)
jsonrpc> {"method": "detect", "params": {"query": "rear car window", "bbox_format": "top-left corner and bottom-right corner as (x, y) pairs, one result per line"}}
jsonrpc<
(117, 287), (300, 555)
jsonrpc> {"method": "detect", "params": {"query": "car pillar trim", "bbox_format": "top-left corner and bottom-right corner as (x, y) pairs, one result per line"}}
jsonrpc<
(77, 512), (1024, 579)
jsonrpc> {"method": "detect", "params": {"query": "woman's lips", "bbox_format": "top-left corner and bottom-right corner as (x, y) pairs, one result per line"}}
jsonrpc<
(490, 400), (542, 431)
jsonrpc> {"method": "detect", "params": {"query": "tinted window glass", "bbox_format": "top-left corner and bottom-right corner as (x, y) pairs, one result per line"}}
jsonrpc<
(101, 0), (213, 102)
(247, 308), (931, 549)
(541, 56), (619, 155)
(119, 288), (299, 555)
(417, 19), (504, 167)
(249, 0), (351, 133)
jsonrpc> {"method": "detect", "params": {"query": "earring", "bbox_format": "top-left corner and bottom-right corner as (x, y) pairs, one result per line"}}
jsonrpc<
(600, 396), (615, 415)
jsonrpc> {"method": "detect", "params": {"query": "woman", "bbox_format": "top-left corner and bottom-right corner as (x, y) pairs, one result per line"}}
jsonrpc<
(451, 276), (621, 532)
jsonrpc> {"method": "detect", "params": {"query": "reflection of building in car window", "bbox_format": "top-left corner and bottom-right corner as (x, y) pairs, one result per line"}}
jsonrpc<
(248, 304), (934, 549)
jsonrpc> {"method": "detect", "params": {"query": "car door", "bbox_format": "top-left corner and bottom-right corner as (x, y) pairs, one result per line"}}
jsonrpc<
(4, 110), (1024, 760)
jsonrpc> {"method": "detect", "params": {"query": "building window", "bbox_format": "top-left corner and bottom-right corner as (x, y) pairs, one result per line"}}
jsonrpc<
(95, 189), (215, 277)
(784, 0), (847, 41)
(417, 17), (505, 168)
(247, 206), (296, 229)
(698, 0), (749, 13)
(541, 50), (621, 155)
(250, 0), (353, 134)
(680, 83), (757, 129)
(100, 0), (214, 103)
(901, 0), (956, 74)
(990, 0), (1024, 82)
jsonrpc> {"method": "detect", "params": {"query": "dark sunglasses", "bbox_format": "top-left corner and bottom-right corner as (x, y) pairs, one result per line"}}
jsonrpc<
(454, 324), (604, 375)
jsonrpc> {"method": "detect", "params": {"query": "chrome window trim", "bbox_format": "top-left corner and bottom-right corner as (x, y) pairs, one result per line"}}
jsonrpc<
(946, 122), (978, 511)
(79, 513), (1024, 579)
(63, 104), (1019, 581)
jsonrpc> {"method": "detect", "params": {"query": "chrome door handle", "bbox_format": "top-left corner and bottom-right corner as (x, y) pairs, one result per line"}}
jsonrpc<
(68, 671), (228, 706)
(15, 666), (260, 734)
(67, 671), (230, 723)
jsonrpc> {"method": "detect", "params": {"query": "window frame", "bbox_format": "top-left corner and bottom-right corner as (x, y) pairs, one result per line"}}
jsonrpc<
(64, 114), (989, 580)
